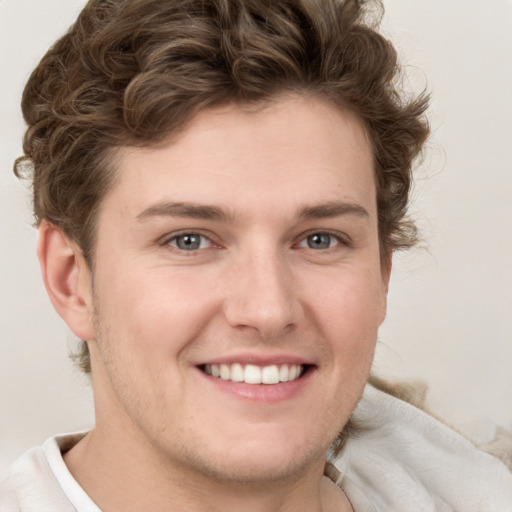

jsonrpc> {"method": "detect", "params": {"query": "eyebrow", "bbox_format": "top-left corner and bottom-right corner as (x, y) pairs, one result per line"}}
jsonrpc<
(136, 201), (236, 223)
(297, 201), (369, 220)
(136, 200), (369, 223)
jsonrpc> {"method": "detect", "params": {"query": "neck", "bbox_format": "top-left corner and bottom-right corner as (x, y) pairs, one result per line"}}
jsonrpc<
(63, 425), (352, 512)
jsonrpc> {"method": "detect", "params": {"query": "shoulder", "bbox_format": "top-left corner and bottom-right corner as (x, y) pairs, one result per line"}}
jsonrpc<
(0, 435), (89, 512)
(0, 444), (58, 511)
(333, 378), (512, 512)
(368, 375), (512, 471)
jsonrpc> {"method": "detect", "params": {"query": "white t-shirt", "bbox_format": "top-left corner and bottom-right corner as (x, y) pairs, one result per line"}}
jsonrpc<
(0, 433), (375, 512)
(1, 385), (511, 511)
(0, 433), (99, 512)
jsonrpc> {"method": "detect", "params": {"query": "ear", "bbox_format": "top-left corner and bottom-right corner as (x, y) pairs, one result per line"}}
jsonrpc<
(378, 252), (392, 325)
(37, 221), (95, 341)
(381, 251), (392, 292)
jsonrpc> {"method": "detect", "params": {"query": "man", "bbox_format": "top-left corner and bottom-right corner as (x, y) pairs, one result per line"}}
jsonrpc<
(1, 0), (511, 510)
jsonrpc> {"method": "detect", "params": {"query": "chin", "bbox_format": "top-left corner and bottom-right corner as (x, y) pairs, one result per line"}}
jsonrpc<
(199, 451), (320, 485)
(176, 429), (332, 485)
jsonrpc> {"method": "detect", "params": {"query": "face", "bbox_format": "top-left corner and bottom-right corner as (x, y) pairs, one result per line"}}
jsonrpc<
(84, 95), (389, 484)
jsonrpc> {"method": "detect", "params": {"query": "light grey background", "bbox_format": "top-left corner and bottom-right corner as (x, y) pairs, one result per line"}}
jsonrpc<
(1, 0), (511, 466)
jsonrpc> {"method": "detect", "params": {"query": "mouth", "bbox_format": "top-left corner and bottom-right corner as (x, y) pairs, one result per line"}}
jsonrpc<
(199, 363), (309, 385)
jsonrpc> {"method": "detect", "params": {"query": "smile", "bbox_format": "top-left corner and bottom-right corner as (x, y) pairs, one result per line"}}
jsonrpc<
(202, 363), (305, 385)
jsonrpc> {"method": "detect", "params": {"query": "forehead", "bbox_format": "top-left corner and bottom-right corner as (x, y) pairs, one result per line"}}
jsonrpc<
(103, 95), (375, 221)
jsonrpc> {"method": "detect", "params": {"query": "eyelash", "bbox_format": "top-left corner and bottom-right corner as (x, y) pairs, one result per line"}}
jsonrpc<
(295, 231), (350, 251)
(164, 231), (216, 252)
(162, 230), (350, 253)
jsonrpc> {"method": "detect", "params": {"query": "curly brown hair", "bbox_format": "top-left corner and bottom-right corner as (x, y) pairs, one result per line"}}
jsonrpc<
(15, 0), (429, 376)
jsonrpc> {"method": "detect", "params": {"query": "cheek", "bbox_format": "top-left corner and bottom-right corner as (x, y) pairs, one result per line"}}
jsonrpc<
(94, 264), (218, 358)
(307, 267), (385, 357)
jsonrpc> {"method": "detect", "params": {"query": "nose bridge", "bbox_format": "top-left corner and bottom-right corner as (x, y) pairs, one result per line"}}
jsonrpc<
(223, 243), (300, 337)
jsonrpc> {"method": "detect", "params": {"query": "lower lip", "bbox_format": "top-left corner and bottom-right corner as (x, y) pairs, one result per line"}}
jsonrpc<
(196, 367), (314, 403)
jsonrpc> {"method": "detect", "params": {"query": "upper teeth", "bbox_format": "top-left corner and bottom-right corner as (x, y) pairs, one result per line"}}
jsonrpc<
(203, 363), (303, 385)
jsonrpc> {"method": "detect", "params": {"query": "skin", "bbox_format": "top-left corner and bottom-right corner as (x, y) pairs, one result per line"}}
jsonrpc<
(40, 94), (390, 512)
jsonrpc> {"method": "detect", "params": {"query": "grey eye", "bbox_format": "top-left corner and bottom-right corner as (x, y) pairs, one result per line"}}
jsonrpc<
(306, 233), (333, 250)
(169, 233), (210, 251)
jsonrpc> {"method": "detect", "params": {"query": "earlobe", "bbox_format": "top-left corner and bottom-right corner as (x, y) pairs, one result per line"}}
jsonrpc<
(37, 221), (95, 341)
(379, 252), (393, 324)
(382, 252), (392, 293)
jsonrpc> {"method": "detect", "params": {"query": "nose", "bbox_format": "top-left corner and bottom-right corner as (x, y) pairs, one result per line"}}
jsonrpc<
(222, 248), (302, 339)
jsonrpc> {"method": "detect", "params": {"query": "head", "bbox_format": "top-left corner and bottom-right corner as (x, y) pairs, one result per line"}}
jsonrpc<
(16, 0), (428, 476)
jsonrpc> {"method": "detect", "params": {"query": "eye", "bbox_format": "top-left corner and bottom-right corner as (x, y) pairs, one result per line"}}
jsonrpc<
(298, 232), (344, 250)
(167, 233), (213, 251)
